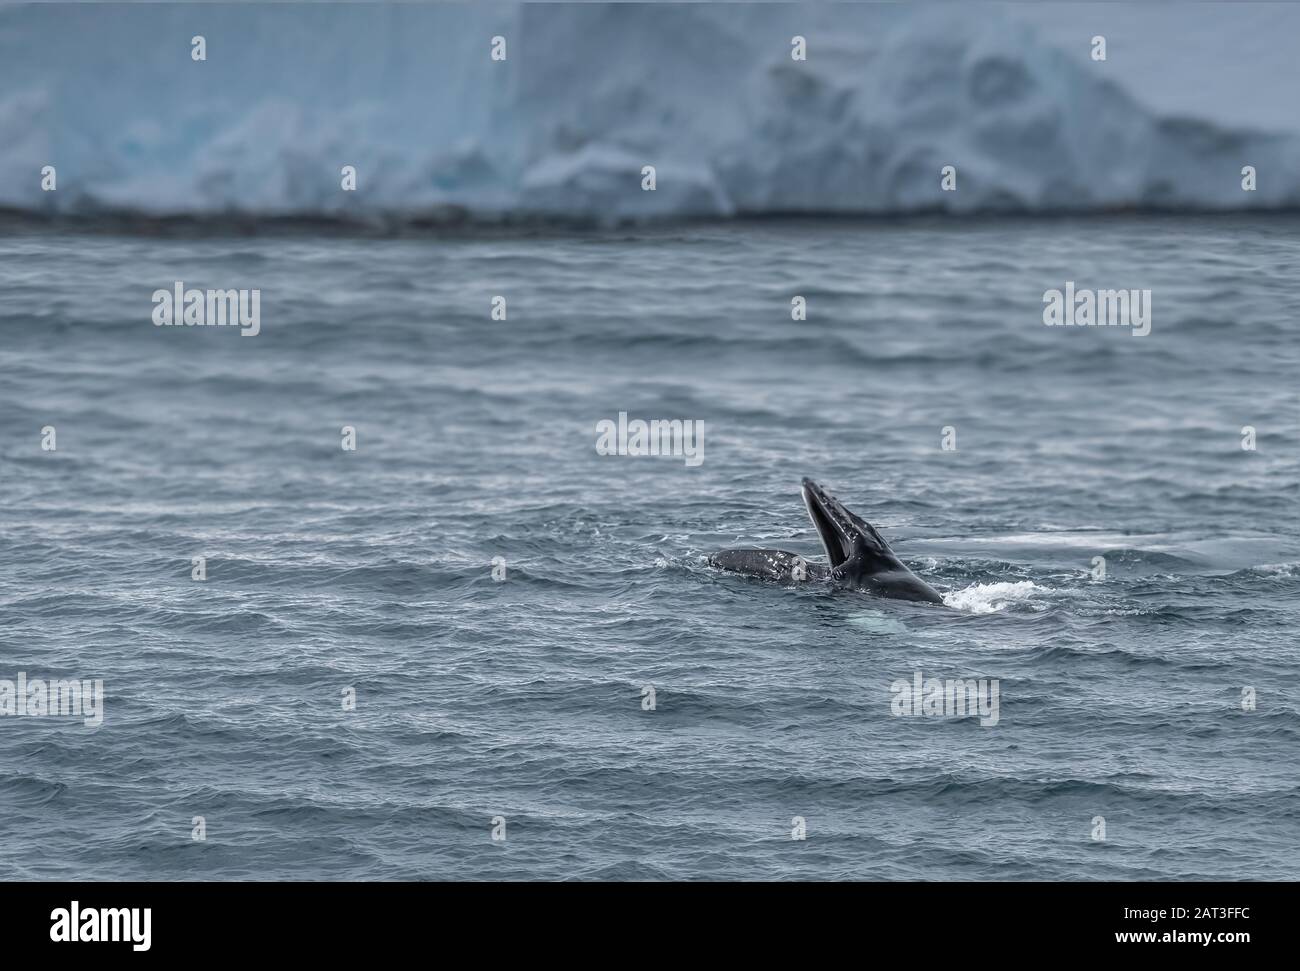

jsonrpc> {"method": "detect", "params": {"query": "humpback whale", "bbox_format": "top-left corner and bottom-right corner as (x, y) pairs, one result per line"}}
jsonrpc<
(709, 478), (945, 604)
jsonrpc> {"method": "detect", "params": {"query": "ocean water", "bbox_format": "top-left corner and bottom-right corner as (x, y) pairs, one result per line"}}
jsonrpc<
(1, 215), (1298, 880)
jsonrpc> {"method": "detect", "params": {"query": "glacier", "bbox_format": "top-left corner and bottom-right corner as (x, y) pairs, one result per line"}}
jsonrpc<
(3, 1), (1300, 224)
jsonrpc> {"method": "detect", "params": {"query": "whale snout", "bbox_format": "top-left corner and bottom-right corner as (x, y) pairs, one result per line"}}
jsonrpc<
(800, 477), (827, 507)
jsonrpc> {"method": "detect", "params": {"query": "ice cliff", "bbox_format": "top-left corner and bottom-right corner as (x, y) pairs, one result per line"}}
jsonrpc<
(2, 2), (1297, 223)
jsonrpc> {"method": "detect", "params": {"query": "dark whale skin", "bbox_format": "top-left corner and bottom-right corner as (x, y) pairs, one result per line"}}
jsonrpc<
(710, 478), (944, 605)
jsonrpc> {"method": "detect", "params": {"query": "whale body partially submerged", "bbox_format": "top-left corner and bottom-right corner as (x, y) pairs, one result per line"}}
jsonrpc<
(709, 478), (945, 605)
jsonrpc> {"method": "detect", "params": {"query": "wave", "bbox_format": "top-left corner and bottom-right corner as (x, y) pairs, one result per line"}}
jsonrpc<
(1027, 643), (1233, 672)
(1095, 549), (1204, 570)
(743, 770), (1281, 813)
(4, 4), (1300, 225)
(0, 774), (68, 808)
(1232, 562), (1300, 578)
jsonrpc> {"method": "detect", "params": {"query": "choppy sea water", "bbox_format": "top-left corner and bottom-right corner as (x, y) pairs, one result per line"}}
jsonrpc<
(1, 215), (1298, 880)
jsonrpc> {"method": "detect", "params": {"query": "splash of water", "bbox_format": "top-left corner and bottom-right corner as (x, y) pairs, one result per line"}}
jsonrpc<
(943, 581), (1048, 615)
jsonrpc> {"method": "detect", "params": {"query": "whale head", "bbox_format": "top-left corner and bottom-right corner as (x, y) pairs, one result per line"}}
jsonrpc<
(800, 477), (885, 570)
(800, 477), (945, 603)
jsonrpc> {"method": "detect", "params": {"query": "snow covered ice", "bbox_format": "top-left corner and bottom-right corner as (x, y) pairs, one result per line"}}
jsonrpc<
(3, 2), (1300, 223)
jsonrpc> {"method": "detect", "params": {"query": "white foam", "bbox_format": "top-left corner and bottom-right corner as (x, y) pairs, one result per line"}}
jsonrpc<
(1246, 562), (1300, 577)
(943, 580), (1048, 614)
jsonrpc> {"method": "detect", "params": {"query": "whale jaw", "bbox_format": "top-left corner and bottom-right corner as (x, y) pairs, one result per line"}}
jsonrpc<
(800, 477), (946, 604)
(801, 481), (851, 569)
